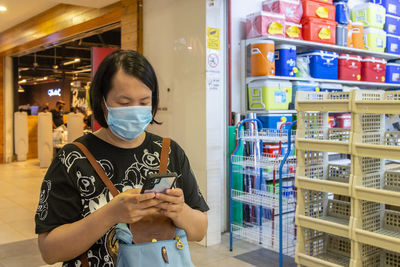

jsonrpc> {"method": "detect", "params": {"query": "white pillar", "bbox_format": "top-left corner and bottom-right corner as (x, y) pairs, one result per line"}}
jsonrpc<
(14, 111), (28, 161)
(67, 112), (84, 143)
(38, 112), (53, 168)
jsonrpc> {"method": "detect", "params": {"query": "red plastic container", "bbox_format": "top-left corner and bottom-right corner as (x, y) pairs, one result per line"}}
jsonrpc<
(332, 113), (351, 128)
(302, 17), (337, 44)
(246, 11), (285, 39)
(263, 144), (280, 157)
(338, 54), (362, 81)
(262, 0), (303, 24)
(361, 57), (387, 83)
(285, 22), (303, 40)
(310, 0), (333, 4)
(302, 0), (335, 21)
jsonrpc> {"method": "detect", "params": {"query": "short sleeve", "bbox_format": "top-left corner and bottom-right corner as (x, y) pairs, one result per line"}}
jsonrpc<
(174, 144), (209, 212)
(35, 152), (82, 234)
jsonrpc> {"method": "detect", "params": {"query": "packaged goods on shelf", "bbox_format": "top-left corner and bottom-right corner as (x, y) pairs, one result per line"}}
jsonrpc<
(334, 1), (350, 24)
(387, 34), (400, 54)
(302, 0), (336, 21)
(319, 82), (344, 92)
(275, 44), (297, 77)
(292, 81), (319, 103)
(338, 54), (362, 81)
(262, 0), (303, 24)
(250, 40), (275, 76)
(295, 56), (311, 78)
(302, 17), (338, 44)
(386, 114), (400, 131)
(361, 57), (386, 82)
(284, 22), (303, 39)
(298, 50), (338, 79)
(348, 22), (365, 49)
(370, 0), (400, 17)
(352, 3), (386, 29)
(257, 113), (294, 129)
(386, 63), (400, 83)
(336, 24), (348, 46)
(385, 14), (400, 36)
(246, 12), (285, 39)
(248, 80), (292, 110)
(364, 27), (387, 52)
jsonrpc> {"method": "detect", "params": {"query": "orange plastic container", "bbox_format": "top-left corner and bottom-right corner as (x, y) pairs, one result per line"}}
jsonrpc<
(351, 22), (364, 49)
(250, 40), (275, 76)
(302, 0), (336, 21)
(302, 17), (338, 44)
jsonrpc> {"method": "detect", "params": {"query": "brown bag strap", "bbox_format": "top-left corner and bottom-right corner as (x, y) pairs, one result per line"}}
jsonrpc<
(159, 138), (171, 174)
(72, 142), (119, 197)
(80, 253), (89, 267)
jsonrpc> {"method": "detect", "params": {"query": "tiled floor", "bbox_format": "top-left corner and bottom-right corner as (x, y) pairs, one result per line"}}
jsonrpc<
(0, 159), (280, 267)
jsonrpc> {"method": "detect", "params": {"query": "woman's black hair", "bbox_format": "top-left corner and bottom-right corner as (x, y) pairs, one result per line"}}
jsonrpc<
(90, 50), (160, 128)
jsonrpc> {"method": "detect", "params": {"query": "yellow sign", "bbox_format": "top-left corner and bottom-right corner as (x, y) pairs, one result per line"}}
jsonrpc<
(286, 26), (300, 38)
(319, 28), (332, 40)
(268, 22), (284, 35)
(316, 7), (329, 19)
(207, 27), (220, 50)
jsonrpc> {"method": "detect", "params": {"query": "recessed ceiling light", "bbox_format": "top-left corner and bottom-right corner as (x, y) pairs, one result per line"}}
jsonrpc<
(0, 6), (7, 12)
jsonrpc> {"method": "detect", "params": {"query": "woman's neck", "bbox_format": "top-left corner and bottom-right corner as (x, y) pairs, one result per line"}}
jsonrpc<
(93, 128), (146, 149)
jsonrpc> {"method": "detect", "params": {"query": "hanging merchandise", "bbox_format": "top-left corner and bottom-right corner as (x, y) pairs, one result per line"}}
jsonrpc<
(363, 27), (387, 52)
(385, 14), (400, 36)
(298, 50), (339, 79)
(292, 81), (319, 103)
(250, 40), (275, 77)
(387, 34), (400, 54)
(370, 0), (400, 17)
(302, 0), (336, 20)
(386, 63), (400, 83)
(247, 80), (292, 110)
(351, 3), (386, 29)
(336, 24), (348, 46)
(246, 12), (285, 38)
(262, 0), (303, 24)
(319, 82), (343, 92)
(302, 17), (338, 44)
(361, 56), (387, 82)
(285, 22), (303, 39)
(334, 2), (350, 24)
(338, 54), (362, 81)
(349, 22), (364, 49)
(275, 45), (297, 77)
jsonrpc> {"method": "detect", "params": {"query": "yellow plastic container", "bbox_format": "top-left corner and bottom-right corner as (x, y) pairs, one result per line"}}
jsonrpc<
(248, 80), (292, 110)
(363, 27), (386, 52)
(352, 3), (386, 29)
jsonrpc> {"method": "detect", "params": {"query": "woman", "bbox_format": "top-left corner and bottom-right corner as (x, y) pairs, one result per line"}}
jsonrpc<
(35, 50), (209, 266)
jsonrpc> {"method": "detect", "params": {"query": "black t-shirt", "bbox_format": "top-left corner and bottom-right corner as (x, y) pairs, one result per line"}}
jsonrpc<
(51, 109), (64, 127)
(35, 132), (209, 267)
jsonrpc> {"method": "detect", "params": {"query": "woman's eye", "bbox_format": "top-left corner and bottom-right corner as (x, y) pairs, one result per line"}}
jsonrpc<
(141, 102), (151, 106)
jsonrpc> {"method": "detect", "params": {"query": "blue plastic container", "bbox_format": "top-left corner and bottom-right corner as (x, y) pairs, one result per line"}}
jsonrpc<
(299, 50), (339, 79)
(275, 44), (297, 77)
(385, 14), (400, 36)
(257, 113), (294, 130)
(371, 0), (400, 16)
(334, 0), (348, 2)
(335, 2), (350, 24)
(387, 34), (400, 54)
(386, 63), (400, 83)
(319, 83), (344, 92)
(292, 81), (319, 103)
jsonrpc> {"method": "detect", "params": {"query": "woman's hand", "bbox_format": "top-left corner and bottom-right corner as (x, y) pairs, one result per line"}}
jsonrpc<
(155, 188), (185, 220)
(108, 189), (162, 224)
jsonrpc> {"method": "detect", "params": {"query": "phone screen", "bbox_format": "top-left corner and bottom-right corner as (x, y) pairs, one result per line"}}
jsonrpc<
(141, 173), (177, 194)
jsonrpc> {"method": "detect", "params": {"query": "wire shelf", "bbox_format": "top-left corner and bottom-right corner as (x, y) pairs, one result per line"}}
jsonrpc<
(231, 154), (296, 170)
(239, 128), (296, 143)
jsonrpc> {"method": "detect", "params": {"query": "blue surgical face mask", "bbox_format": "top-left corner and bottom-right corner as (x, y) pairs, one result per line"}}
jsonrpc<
(104, 99), (152, 141)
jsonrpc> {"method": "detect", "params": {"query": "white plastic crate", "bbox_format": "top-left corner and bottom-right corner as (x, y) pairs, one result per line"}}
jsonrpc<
(304, 151), (325, 165)
(354, 90), (385, 101)
(360, 246), (400, 267)
(356, 114), (385, 133)
(328, 128), (351, 142)
(384, 171), (400, 192)
(297, 91), (351, 102)
(304, 112), (324, 129)
(328, 164), (351, 183)
(352, 90), (400, 114)
(301, 228), (351, 267)
(296, 91), (351, 112)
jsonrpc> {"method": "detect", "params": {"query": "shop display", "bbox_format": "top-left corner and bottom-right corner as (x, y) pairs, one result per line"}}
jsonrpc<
(338, 54), (362, 81)
(246, 11), (285, 38)
(250, 40), (275, 76)
(284, 22), (303, 39)
(385, 14), (400, 36)
(363, 27), (387, 52)
(361, 56), (387, 82)
(387, 33), (400, 54)
(275, 44), (297, 77)
(262, 0), (303, 23)
(247, 80), (292, 110)
(352, 3), (386, 29)
(298, 50), (338, 79)
(302, 17), (338, 44)
(371, 0), (400, 17)
(302, 0), (336, 21)
(386, 62), (400, 83)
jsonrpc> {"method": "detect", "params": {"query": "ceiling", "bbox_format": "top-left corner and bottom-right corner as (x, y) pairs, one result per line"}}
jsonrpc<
(0, 0), (120, 33)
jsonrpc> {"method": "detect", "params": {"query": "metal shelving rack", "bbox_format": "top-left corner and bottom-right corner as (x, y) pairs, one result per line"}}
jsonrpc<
(229, 118), (297, 267)
(294, 90), (400, 267)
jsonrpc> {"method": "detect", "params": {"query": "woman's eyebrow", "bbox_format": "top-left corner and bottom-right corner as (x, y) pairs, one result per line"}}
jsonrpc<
(140, 96), (151, 101)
